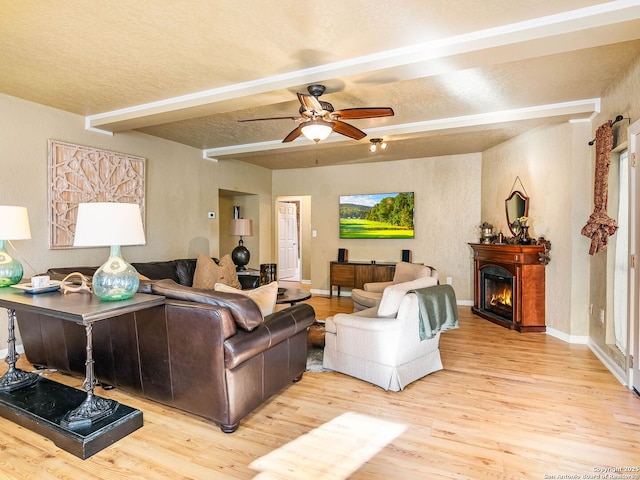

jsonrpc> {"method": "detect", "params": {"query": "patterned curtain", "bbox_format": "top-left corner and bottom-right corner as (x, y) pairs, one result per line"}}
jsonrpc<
(580, 121), (618, 255)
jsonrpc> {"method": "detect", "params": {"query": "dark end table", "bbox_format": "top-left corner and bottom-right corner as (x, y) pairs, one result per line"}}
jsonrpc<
(276, 288), (311, 305)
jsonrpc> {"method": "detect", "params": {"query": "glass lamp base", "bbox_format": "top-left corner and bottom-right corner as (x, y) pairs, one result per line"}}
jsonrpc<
(93, 245), (140, 301)
(0, 241), (23, 287)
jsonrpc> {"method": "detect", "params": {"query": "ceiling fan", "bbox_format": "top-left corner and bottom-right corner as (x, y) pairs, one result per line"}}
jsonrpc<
(238, 84), (394, 143)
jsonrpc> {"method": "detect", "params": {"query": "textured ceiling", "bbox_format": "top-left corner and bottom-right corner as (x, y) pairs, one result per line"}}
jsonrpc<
(2, 0), (640, 169)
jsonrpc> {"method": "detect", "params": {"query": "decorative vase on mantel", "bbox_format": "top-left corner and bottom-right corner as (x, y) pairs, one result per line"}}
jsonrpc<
(519, 225), (532, 245)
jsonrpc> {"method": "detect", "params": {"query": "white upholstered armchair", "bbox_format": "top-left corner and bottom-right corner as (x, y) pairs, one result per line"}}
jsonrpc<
(350, 262), (438, 311)
(323, 278), (458, 392)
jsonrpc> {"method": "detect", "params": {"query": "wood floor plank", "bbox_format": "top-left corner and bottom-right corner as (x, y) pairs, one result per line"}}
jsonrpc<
(0, 299), (638, 479)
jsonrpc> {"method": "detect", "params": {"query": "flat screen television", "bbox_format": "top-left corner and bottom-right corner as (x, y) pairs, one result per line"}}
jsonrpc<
(339, 192), (414, 239)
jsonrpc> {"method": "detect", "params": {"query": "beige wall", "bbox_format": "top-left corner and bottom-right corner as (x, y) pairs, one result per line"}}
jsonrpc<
(0, 93), (272, 341)
(481, 122), (592, 336)
(272, 154), (482, 302)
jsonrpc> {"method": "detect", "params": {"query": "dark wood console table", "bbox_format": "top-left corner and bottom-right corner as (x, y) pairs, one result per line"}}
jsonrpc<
(329, 261), (396, 297)
(0, 288), (164, 458)
(469, 243), (546, 332)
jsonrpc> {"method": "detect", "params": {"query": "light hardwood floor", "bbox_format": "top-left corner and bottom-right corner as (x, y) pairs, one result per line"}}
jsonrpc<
(0, 291), (638, 479)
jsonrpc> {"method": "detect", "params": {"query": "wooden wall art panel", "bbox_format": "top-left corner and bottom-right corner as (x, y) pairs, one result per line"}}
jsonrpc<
(48, 140), (145, 249)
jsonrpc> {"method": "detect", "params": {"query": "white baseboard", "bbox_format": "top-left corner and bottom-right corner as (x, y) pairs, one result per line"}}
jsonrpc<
(310, 289), (352, 297)
(587, 339), (627, 386)
(545, 327), (588, 344)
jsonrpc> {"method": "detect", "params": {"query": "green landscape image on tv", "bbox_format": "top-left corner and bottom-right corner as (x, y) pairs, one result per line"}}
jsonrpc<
(339, 192), (414, 239)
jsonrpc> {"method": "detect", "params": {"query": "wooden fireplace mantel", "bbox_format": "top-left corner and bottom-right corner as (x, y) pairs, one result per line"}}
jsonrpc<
(469, 243), (546, 333)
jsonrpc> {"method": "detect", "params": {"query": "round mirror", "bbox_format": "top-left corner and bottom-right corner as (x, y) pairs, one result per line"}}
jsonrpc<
(505, 191), (529, 236)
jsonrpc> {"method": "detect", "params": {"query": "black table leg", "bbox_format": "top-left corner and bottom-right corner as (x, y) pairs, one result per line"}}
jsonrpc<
(61, 323), (118, 430)
(0, 308), (40, 392)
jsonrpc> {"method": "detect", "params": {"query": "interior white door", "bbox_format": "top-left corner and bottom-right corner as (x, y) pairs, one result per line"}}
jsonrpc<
(278, 201), (298, 279)
(629, 120), (640, 393)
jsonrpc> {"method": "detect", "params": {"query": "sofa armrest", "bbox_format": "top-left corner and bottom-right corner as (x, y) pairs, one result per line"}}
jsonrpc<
(164, 299), (239, 341)
(363, 281), (393, 293)
(224, 303), (315, 369)
(151, 279), (264, 331)
(327, 310), (401, 332)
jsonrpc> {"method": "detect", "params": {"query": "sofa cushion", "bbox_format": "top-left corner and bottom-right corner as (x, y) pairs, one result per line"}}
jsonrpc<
(174, 258), (199, 286)
(217, 254), (242, 289)
(193, 254), (221, 289)
(193, 254), (242, 290)
(377, 276), (438, 317)
(46, 266), (98, 280)
(215, 281), (278, 316)
(132, 260), (181, 284)
(151, 279), (264, 331)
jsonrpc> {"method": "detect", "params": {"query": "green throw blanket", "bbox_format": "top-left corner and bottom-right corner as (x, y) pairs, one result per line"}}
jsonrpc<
(409, 284), (459, 340)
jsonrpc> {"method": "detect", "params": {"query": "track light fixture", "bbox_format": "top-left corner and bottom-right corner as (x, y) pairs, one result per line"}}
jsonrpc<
(369, 138), (388, 153)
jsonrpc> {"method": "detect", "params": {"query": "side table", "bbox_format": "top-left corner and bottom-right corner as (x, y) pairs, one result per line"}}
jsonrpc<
(0, 287), (164, 459)
(276, 288), (311, 305)
(237, 269), (260, 289)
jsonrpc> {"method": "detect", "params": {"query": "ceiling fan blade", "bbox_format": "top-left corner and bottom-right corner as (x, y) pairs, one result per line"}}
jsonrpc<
(332, 107), (394, 120)
(282, 124), (304, 143)
(333, 120), (366, 140)
(238, 116), (299, 122)
(297, 93), (323, 112)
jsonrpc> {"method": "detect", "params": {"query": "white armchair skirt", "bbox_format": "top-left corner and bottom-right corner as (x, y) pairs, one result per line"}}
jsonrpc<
(323, 293), (443, 392)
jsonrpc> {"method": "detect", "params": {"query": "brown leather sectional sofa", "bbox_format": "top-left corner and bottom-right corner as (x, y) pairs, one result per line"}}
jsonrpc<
(16, 260), (315, 433)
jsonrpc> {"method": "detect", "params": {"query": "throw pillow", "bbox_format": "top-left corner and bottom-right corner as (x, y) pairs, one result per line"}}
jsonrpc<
(377, 276), (438, 317)
(217, 254), (242, 289)
(192, 254), (221, 289)
(214, 281), (278, 316)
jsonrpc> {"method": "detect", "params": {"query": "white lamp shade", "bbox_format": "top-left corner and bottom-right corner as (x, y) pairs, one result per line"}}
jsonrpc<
(0, 206), (31, 240)
(230, 218), (253, 237)
(301, 119), (334, 142)
(73, 202), (146, 247)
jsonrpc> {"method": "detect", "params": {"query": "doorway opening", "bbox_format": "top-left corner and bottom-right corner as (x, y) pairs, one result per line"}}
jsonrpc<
(276, 196), (311, 283)
(606, 149), (629, 373)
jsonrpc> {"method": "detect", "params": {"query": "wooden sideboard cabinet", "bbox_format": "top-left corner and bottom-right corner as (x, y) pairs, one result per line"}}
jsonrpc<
(329, 261), (396, 297)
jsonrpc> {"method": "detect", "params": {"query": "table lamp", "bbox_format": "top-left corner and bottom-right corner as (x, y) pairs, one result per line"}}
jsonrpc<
(0, 206), (31, 287)
(73, 202), (145, 301)
(230, 218), (253, 271)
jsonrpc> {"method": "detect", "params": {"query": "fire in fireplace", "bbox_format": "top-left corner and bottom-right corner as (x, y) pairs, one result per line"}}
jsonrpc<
(481, 266), (513, 321)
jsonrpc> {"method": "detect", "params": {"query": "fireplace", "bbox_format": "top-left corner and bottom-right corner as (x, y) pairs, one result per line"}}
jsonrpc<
(481, 266), (513, 322)
(469, 243), (546, 332)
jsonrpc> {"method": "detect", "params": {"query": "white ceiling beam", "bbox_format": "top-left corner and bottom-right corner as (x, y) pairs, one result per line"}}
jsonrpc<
(202, 98), (600, 161)
(87, 1), (639, 133)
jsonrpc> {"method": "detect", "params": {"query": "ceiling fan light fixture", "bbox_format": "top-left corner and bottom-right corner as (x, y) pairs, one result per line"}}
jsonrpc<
(301, 119), (334, 143)
(369, 138), (388, 153)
